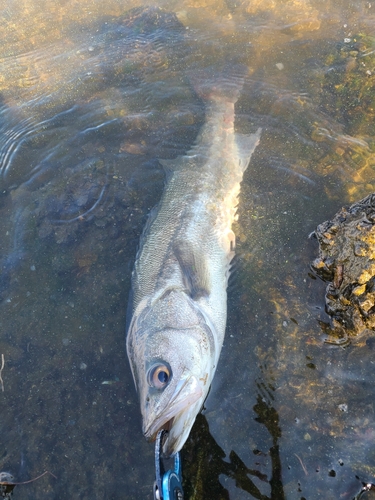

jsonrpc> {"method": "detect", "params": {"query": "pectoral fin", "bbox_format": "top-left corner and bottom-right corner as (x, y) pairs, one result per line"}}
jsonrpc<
(174, 241), (210, 299)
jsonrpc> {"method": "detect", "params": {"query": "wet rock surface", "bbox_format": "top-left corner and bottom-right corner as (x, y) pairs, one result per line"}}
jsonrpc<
(312, 193), (375, 339)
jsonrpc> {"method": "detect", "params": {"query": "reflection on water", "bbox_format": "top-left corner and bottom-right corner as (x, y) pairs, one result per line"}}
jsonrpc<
(183, 376), (285, 500)
(1, 0), (375, 498)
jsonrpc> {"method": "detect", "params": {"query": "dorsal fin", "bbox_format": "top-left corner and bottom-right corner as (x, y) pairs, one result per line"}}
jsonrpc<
(159, 154), (208, 183)
(158, 158), (178, 183)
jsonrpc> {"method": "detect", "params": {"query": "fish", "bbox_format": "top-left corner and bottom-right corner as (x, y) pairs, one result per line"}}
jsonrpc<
(126, 71), (261, 456)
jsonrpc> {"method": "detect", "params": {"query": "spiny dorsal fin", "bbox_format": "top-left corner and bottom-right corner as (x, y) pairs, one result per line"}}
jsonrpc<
(158, 158), (177, 183)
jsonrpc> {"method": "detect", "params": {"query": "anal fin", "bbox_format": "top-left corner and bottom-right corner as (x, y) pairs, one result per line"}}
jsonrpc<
(235, 128), (262, 172)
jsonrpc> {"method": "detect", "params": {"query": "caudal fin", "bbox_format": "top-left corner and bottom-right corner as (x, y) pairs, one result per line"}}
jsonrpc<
(188, 64), (250, 104)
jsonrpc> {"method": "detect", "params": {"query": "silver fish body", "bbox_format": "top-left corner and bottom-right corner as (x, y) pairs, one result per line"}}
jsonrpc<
(127, 86), (261, 456)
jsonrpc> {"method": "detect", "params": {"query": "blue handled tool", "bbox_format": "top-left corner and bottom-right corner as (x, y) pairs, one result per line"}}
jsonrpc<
(153, 430), (184, 500)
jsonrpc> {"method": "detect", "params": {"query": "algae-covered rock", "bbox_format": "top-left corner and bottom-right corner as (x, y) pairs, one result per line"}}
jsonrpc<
(321, 34), (375, 137)
(312, 193), (375, 339)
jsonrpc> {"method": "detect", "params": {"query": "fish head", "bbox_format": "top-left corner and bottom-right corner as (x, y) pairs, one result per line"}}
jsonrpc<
(127, 297), (215, 456)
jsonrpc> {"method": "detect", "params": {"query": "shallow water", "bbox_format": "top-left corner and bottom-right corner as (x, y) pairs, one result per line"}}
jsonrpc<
(1, 1), (375, 498)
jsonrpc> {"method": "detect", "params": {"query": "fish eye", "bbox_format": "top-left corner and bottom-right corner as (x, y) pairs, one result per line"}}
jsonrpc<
(147, 363), (171, 390)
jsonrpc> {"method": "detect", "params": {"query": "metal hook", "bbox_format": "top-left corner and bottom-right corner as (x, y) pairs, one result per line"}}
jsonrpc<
(153, 430), (184, 500)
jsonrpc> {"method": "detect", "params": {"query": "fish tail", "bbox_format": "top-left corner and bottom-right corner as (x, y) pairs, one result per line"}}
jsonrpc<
(188, 64), (249, 104)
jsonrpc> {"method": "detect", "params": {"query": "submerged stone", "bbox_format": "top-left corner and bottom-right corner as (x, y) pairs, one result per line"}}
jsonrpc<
(312, 193), (375, 338)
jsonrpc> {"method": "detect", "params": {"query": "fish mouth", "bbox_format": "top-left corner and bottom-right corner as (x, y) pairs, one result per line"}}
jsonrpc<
(143, 375), (203, 454)
(161, 398), (204, 456)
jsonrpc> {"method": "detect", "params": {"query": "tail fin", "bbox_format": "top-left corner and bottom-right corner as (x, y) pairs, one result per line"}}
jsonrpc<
(188, 64), (249, 104)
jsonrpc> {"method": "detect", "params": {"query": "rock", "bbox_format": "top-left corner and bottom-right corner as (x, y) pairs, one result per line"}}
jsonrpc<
(312, 193), (375, 338)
